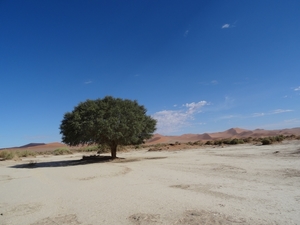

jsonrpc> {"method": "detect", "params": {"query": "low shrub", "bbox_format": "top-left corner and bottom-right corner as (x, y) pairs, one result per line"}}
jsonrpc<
(262, 138), (272, 145)
(0, 150), (15, 160)
(205, 141), (213, 145)
(193, 141), (202, 146)
(83, 145), (100, 152)
(134, 145), (142, 149)
(16, 150), (36, 158)
(53, 148), (72, 155)
(230, 139), (239, 145)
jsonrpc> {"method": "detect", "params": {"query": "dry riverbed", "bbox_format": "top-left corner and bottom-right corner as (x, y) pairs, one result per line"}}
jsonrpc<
(0, 140), (300, 225)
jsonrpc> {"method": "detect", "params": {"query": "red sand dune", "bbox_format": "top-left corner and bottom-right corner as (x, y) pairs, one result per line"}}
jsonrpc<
(146, 127), (300, 144)
(3, 127), (300, 149)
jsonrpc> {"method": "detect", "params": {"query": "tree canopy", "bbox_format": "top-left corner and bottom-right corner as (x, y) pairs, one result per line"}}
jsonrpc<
(60, 96), (157, 158)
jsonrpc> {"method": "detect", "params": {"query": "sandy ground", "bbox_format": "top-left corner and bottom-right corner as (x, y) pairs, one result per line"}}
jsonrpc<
(0, 141), (300, 225)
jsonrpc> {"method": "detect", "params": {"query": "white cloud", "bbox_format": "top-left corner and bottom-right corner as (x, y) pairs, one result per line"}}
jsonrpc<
(252, 109), (293, 117)
(294, 86), (300, 91)
(152, 101), (208, 134)
(184, 101), (207, 114)
(222, 24), (230, 29)
(211, 80), (218, 85)
(252, 113), (265, 117)
(84, 80), (92, 84)
(271, 109), (293, 114)
(255, 118), (300, 130)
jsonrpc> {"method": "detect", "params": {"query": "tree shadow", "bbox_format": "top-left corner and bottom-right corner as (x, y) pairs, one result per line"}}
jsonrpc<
(10, 155), (114, 169)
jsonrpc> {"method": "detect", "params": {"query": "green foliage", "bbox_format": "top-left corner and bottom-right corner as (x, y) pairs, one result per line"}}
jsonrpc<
(0, 150), (38, 160)
(16, 150), (36, 158)
(242, 137), (252, 143)
(60, 96), (157, 158)
(193, 141), (202, 146)
(205, 141), (212, 145)
(213, 140), (223, 146)
(53, 148), (72, 155)
(96, 144), (110, 154)
(261, 138), (272, 145)
(229, 139), (239, 144)
(0, 151), (15, 160)
(81, 145), (100, 152)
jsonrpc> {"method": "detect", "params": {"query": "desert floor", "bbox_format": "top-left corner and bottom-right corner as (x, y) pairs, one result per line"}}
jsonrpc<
(1, 141), (300, 225)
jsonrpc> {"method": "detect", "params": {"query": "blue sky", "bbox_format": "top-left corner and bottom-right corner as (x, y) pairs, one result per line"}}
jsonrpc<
(1, 0), (300, 148)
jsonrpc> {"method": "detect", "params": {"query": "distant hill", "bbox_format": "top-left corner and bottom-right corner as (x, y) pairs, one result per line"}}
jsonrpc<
(1, 142), (66, 150)
(145, 127), (300, 144)
(2, 127), (300, 149)
(19, 143), (46, 148)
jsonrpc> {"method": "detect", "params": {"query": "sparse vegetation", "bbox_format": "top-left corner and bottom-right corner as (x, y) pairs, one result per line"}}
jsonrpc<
(53, 148), (72, 155)
(16, 150), (37, 158)
(0, 134), (299, 160)
(262, 138), (272, 145)
(0, 150), (37, 160)
(0, 150), (16, 160)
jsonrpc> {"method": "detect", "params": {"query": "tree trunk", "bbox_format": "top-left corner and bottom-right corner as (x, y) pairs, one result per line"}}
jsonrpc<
(110, 145), (117, 159)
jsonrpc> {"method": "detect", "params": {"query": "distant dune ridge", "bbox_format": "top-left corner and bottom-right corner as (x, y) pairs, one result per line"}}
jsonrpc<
(2, 142), (66, 150)
(2, 127), (300, 149)
(146, 127), (300, 144)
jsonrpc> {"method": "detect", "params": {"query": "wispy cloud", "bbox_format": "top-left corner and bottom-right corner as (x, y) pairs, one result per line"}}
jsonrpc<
(294, 86), (300, 91)
(222, 24), (230, 29)
(84, 80), (92, 84)
(219, 114), (240, 120)
(199, 80), (219, 85)
(252, 113), (265, 117)
(272, 109), (293, 114)
(222, 21), (237, 29)
(152, 101), (208, 134)
(219, 109), (292, 120)
(252, 109), (293, 117)
(255, 118), (300, 130)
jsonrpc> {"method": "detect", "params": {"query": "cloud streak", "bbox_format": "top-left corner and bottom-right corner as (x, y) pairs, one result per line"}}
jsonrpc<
(222, 21), (237, 29)
(252, 109), (293, 117)
(152, 101), (208, 134)
(219, 109), (293, 120)
(222, 24), (230, 29)
(294, 86), (300, 91)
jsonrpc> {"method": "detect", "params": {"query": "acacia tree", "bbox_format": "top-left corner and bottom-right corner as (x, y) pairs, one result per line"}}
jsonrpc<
(60, 96), (157, 159)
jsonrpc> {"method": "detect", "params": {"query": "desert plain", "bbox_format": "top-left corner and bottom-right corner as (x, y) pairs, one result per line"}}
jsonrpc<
(1, 140), (300, 225)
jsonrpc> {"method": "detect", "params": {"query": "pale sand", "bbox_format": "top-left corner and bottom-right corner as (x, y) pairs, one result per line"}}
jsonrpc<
(1, 141), (300, 225)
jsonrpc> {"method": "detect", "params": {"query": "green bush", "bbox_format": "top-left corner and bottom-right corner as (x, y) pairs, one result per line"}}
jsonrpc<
(82, 145), (100, 152)
(193, 141), (202, 146)
(205, 141), (212, 145)
(0, 151), (15, 160)
(53, 148), (72, 155)
(262, 138), (272, 145)
(243, 137), (252, 143)
(212, 140), (220, 145)
(230, 139), (239, 145)
(16, 150), (36, 158)
(222, 139), (231, 145)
